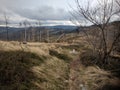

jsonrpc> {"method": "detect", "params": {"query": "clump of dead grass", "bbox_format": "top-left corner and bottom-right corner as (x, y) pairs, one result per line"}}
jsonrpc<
(69, 65), (120, 90)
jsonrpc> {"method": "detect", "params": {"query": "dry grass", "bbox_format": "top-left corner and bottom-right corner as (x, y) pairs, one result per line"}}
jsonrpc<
(0, 41), (73, 90)
(0, 41), (119, 90)
(69, 64), (120, 90)
(82, 66), (119, 89)
(0, 50), (45, 90)
(0, 41), (59, 56)
(32, 57), (69, 90)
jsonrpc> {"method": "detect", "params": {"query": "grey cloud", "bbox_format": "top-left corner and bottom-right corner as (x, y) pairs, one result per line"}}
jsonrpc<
(10, 6), (70, 20)
(0, 0), (70, 21)
(0, 0), (76, 25)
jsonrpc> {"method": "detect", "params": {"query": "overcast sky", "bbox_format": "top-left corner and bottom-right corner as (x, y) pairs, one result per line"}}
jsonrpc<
(0, 0), (79, 26)
(0, 0), (99, 26)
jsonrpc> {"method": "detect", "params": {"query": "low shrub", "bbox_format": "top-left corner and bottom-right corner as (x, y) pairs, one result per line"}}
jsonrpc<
(80, 50), (99, 66)
(80, 50), (120, 78)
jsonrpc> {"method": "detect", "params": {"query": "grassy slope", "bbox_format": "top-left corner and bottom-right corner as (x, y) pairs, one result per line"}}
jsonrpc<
(0, 41), (120, 90)
(0, 41), (79, 90)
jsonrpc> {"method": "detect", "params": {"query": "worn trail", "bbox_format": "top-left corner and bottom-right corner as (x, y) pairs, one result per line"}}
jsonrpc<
(67, 55), (87, 90)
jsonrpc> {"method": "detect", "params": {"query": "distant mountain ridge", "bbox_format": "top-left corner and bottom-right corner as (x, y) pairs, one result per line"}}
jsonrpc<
(0, 21), (119, 41)
(0, 25), (77, 41)
(0, 25), (77, 32)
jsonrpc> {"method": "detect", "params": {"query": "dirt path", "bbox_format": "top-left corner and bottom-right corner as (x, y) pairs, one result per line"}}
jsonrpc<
(68, 57), (87, 90)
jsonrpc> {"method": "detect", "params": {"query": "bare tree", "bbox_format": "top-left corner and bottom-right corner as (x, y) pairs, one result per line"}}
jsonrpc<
(36, 21), (42, 42)
(38, 21), (42, 42)
(22, 20), (31, 44)
(47, 29), (50, 43)
(4, 12), (9, 41)
(23, 21), (27, 43)
(73, 0), (120, 63)
(19, 22), (23, 42)
(31, 27), (35, 42)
